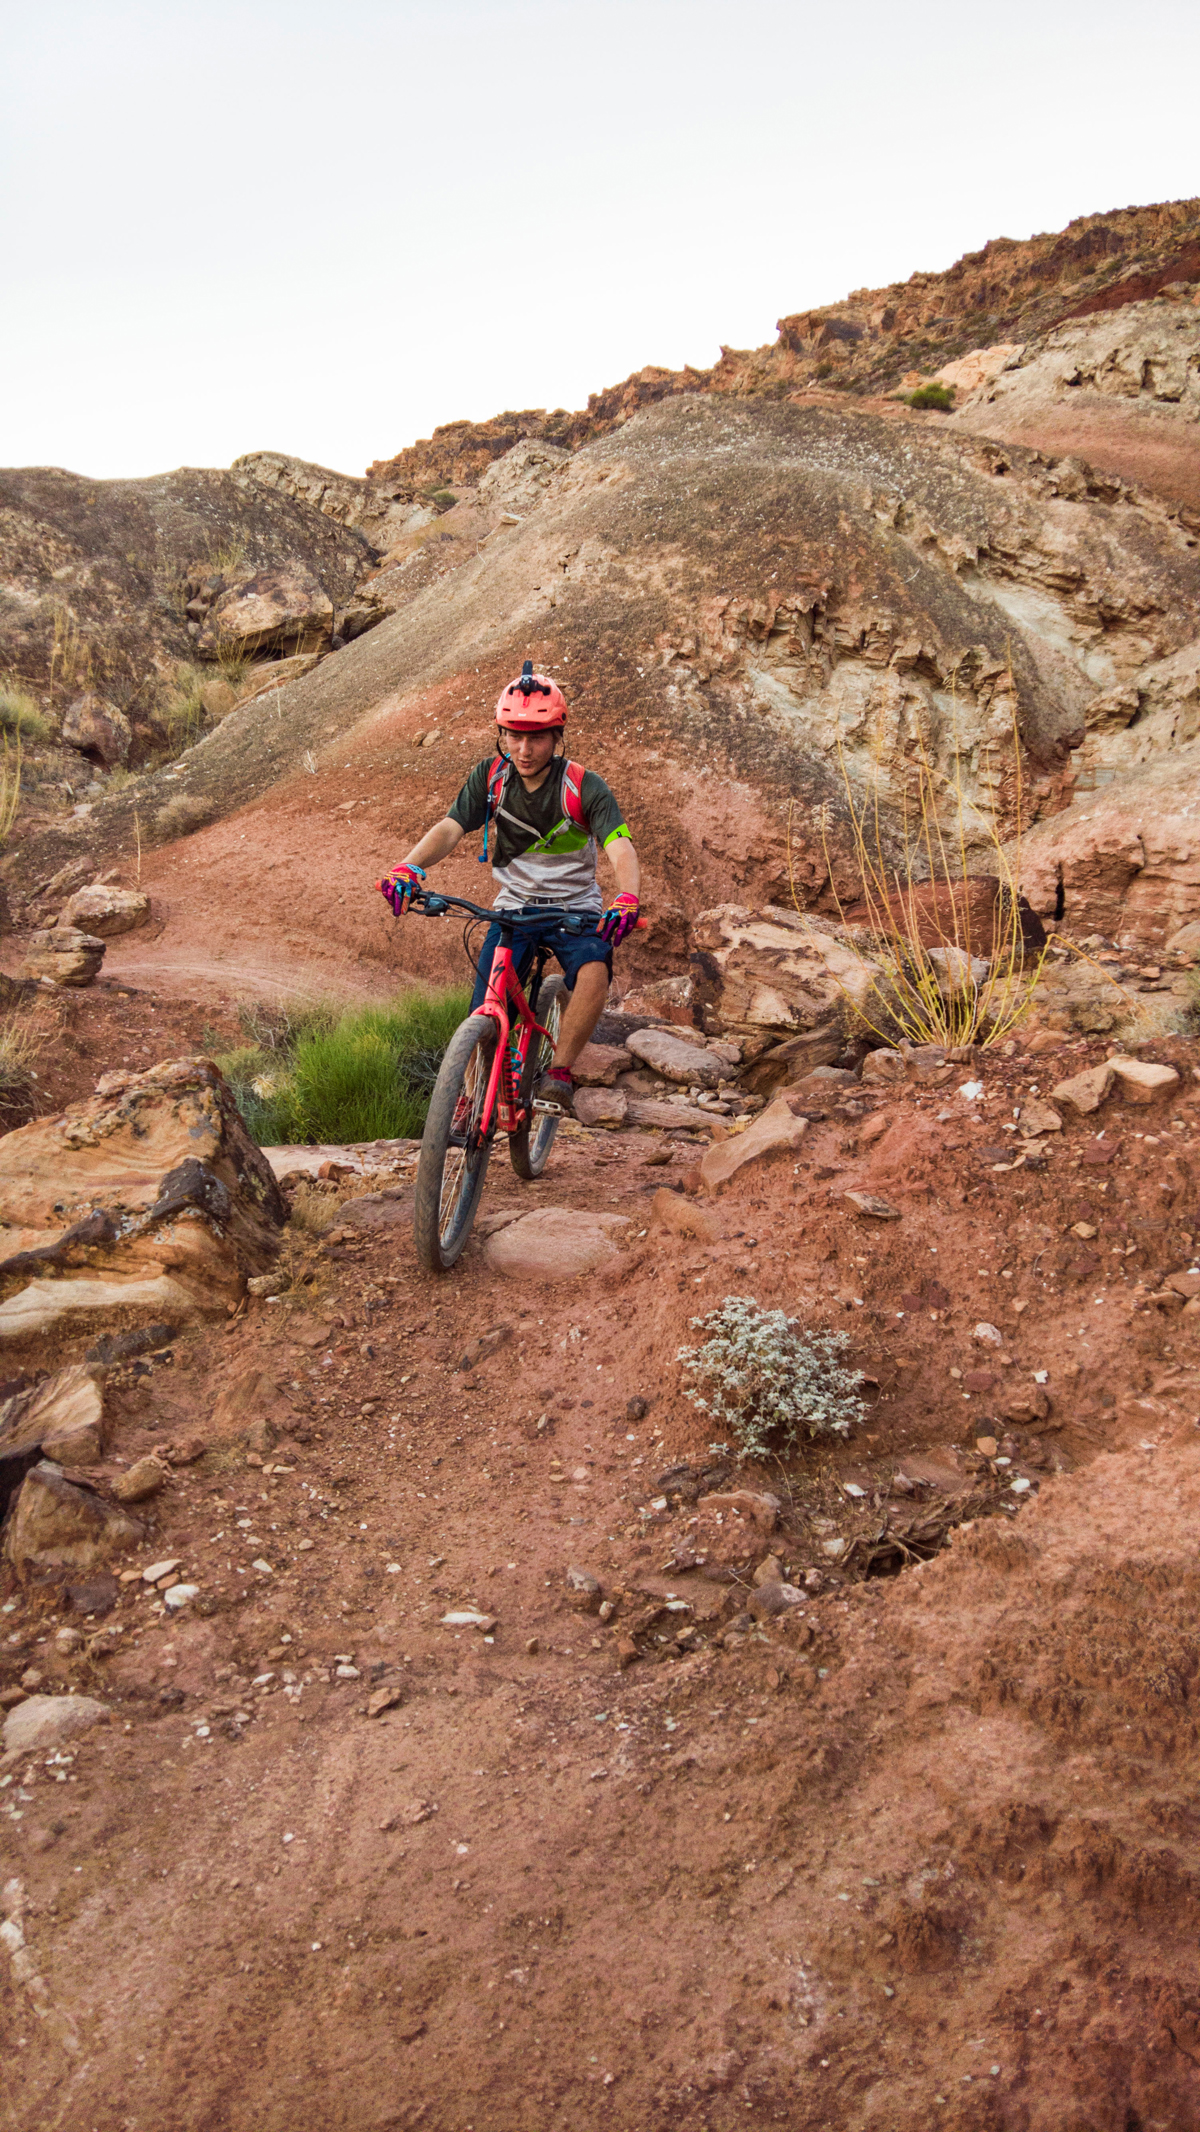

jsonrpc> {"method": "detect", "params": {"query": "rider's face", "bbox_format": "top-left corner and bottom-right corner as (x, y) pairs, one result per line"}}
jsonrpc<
(500, 726), (558, 778)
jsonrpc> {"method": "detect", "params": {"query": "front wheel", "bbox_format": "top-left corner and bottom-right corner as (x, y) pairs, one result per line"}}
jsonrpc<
(413, 1014), (497, 1272)
(510, 974), (565, 1181)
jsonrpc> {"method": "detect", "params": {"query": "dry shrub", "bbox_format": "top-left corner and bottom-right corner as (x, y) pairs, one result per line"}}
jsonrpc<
(155, 792), (216, 840)
(287, 1181), (344, 1235)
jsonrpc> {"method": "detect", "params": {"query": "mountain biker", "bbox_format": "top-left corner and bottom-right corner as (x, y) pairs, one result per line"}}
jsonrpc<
(380, 662), (641, 1115)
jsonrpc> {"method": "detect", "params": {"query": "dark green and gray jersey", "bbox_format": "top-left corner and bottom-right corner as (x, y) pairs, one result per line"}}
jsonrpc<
(447, 757), (630, 911)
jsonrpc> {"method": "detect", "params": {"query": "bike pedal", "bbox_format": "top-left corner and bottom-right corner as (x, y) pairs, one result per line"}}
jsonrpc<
(532, 1097), (565, 1116)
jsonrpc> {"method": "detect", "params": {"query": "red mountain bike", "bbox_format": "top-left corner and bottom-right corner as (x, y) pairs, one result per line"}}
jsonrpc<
(406, 891), (604, 1273)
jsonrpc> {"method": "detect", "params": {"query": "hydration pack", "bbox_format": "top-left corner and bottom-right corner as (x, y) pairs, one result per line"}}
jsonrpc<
(479, 755), (588, 863)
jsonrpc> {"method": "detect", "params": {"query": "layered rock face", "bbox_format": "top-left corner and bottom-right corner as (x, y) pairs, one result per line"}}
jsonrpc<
(944, 294), (1200, 513)
(0, 1058), (286, 1346)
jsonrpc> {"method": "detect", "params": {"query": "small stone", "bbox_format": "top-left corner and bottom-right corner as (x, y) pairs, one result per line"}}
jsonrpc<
(1071, 1221), (1098, 1240)
(566, 1565), (603, 1612)
(439, 1611), (497, 1632)
(335, 1664), (360, 1680)
(1110, 1056), (1180, 1105)
(749, 1581), (806, 1620)
(366, 1685), (404, 1718)
(1020, 1101), (1062, 1135)
(972, 1322), (1003, 1347)
(963, 1370), (995, 1393)
(525, 1637), (539, 1655)
(111, 1456), (168, 1504)
(697, 1488), (781, 1533)
(626, 1397), (648, 1421)
(1051, 1061), (1115, 1115)
(752, 1554), (785, 1587)
(616, 1636), (640, 1670)
(843, 1190), (901, 1220)
(3, 1692), (109, 1755)
(164, 1584), (199, 1611)
(142, 1557), (182, 1584)
(54, 1626), (83, 1656)
(975, 1435), (998, 1458)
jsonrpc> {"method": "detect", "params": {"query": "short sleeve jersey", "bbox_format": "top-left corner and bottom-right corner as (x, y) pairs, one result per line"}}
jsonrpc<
(447, 756), (629, 912)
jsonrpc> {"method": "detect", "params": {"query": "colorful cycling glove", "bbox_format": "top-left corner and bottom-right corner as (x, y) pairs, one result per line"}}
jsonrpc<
(379, 863), (425, 915)
(598, 892), (640, 947)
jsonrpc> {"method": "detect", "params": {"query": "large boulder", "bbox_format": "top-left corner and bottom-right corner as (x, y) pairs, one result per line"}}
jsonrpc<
(0, 1058), (286, 1345)
(59, 884), (150, 937)
(689, 905), (872, 1041)
(199, 567), (333, 658)
(18, 928), (105, 988)
(625, 1029), (724, 1088)
(3, 1462), (143, 1578)
(0, 1364), (107, 1468)
(60, 693), (132, 767)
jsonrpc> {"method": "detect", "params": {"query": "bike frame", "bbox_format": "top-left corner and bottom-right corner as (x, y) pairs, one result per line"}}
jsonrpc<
(468, 923), (557, 1138)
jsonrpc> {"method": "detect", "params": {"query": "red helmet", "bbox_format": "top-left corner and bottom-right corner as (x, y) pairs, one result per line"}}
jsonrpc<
(495, 660), (567, 731)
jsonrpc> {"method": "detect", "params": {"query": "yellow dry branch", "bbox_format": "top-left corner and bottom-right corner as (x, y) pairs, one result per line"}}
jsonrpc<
(790, 681), (1049, 1051)
(0, 732), (22, 847)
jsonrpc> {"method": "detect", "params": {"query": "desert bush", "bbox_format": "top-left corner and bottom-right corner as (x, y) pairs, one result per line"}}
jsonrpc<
(155, 792), (217, 840)
(906, 383), (955, 411)
(215, 986), (469, 1146)
(0, 682), (52, 745)
(797, 679), (1048, 1050)
(678, 1297), (865, 1463)
(0, 1012), (43, 1128)
(287, 1181), (344, 1236)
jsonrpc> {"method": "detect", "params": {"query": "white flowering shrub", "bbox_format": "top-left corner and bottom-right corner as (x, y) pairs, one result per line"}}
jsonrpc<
(678, 1295), (865, 1463)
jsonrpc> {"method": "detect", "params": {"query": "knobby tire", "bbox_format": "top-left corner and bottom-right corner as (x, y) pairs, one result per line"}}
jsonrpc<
(413, 1014), (497, 1272)
(510, 974), (565, 1181)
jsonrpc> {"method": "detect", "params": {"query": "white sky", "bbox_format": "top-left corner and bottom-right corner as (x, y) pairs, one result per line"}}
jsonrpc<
(3, 0), (1198, 481)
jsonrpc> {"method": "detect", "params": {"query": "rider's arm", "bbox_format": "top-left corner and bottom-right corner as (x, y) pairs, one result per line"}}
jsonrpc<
(403, 817), (464, 873)
(606, 833), (640, 900)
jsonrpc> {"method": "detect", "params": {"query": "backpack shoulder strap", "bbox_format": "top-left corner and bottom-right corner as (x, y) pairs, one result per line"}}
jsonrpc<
(479, 754), (509, 864)
(560, 759), (587, 831)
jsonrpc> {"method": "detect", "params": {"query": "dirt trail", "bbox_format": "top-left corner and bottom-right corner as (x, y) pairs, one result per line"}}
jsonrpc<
(4, 996), (1200, 2131)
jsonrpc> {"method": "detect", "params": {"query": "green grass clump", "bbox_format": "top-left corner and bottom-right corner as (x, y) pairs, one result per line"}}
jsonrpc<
(905, 382), (955, 411)
(216, 987), (469, 1147)
(0, 682), (52, 745)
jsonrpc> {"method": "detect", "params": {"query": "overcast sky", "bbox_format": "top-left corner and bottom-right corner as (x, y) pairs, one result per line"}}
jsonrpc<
(3, 0), (1197, 481)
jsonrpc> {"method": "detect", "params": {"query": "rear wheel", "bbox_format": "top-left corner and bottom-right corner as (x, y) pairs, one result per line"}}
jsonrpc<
(413, 1014), (497, 1272)
(510, 973), (565, 1181)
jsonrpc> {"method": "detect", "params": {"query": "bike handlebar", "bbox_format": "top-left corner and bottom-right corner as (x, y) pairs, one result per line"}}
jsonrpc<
(405, 888), (647, 933)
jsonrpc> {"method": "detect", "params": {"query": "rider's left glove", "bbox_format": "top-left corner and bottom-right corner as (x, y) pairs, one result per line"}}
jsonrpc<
(598, 892), (640, 947)
(378, 863), (425, 915)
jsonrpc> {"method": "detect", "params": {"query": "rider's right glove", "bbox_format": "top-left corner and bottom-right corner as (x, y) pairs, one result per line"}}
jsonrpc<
(598, 892), (641, 947)
(378, 863), (425, 915)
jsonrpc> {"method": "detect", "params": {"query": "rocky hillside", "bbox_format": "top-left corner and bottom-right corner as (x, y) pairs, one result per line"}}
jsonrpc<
(361, 198), (1200, 502)
(15, 390), (1198, 1004)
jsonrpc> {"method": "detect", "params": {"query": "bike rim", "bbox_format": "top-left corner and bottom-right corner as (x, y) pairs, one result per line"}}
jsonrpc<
(527, 989), (563, 1162)
(439, 1033), (491, 1247)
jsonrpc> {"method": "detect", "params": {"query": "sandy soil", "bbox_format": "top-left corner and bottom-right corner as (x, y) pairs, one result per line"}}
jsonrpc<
(4, 991), (1200, 2131)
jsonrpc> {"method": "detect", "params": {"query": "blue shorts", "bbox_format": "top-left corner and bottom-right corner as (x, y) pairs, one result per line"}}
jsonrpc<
(469, 910), (613, 1012)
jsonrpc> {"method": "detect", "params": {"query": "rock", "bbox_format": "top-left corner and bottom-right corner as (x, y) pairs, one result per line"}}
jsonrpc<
(626, 1029), (724, 1088)
(699, 1098), (808, 1196)
(111, 1456), (168, 1504)
(975, 1434), (999, 1457)
(972, 1322), (1004, 1347)
(19, 928), (106, 987)
(483, 1208), (631, 1282)
(163, 1583), (198, 1610)
(572, 1043), (629, 1087)
(2, 1693), (109, 1755)
(0, 1363), (107, 1467)
(60, 693), (132, 767)
(234, 652), (323, 702)
(860, 1048), (906, 1084)
(0, 1058), (286, 1343)
(367, 1684), (404, 1718)
(648, 1188), (719, 1240)
(58, 885), (150, 937)
(456, 1324), (513, 1372)
(748, 1581), (806, 1621)
(842, 875), (1045, 956)
(618, 975), (698, 1026)
(1051, 1060), (1116, 1114)
(55, 1625), (82, 1655)
(689, 905), (873, 1040)
(1019, 1100), (1062, 1135)
(697, 1489), (781, 1533)
(199, 567), (334, 659)
(843, 1190), (901, 1220)
(141, 1557), (182, 1584)
(573, 1087), (628, 1129)
(1166, 1269), (1200, 1298)
(439, 1610), (497, 1632)
(964, 1371), (996, 1393)
(752, 1554), (785, 1586)
(1003, 1385), (1052, 1424)
(3, 1463), (144, 1577)
(627, 1396), (649, 1421)
(1166, 920), (1200, 963)
(624, 1097), (707, 1130)
(565, 1566), (603, 1612)
(1110, 1056), (1180, 1104)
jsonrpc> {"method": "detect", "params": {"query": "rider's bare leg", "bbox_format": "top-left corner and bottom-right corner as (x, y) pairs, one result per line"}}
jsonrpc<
(551, 962), (609, 1072)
